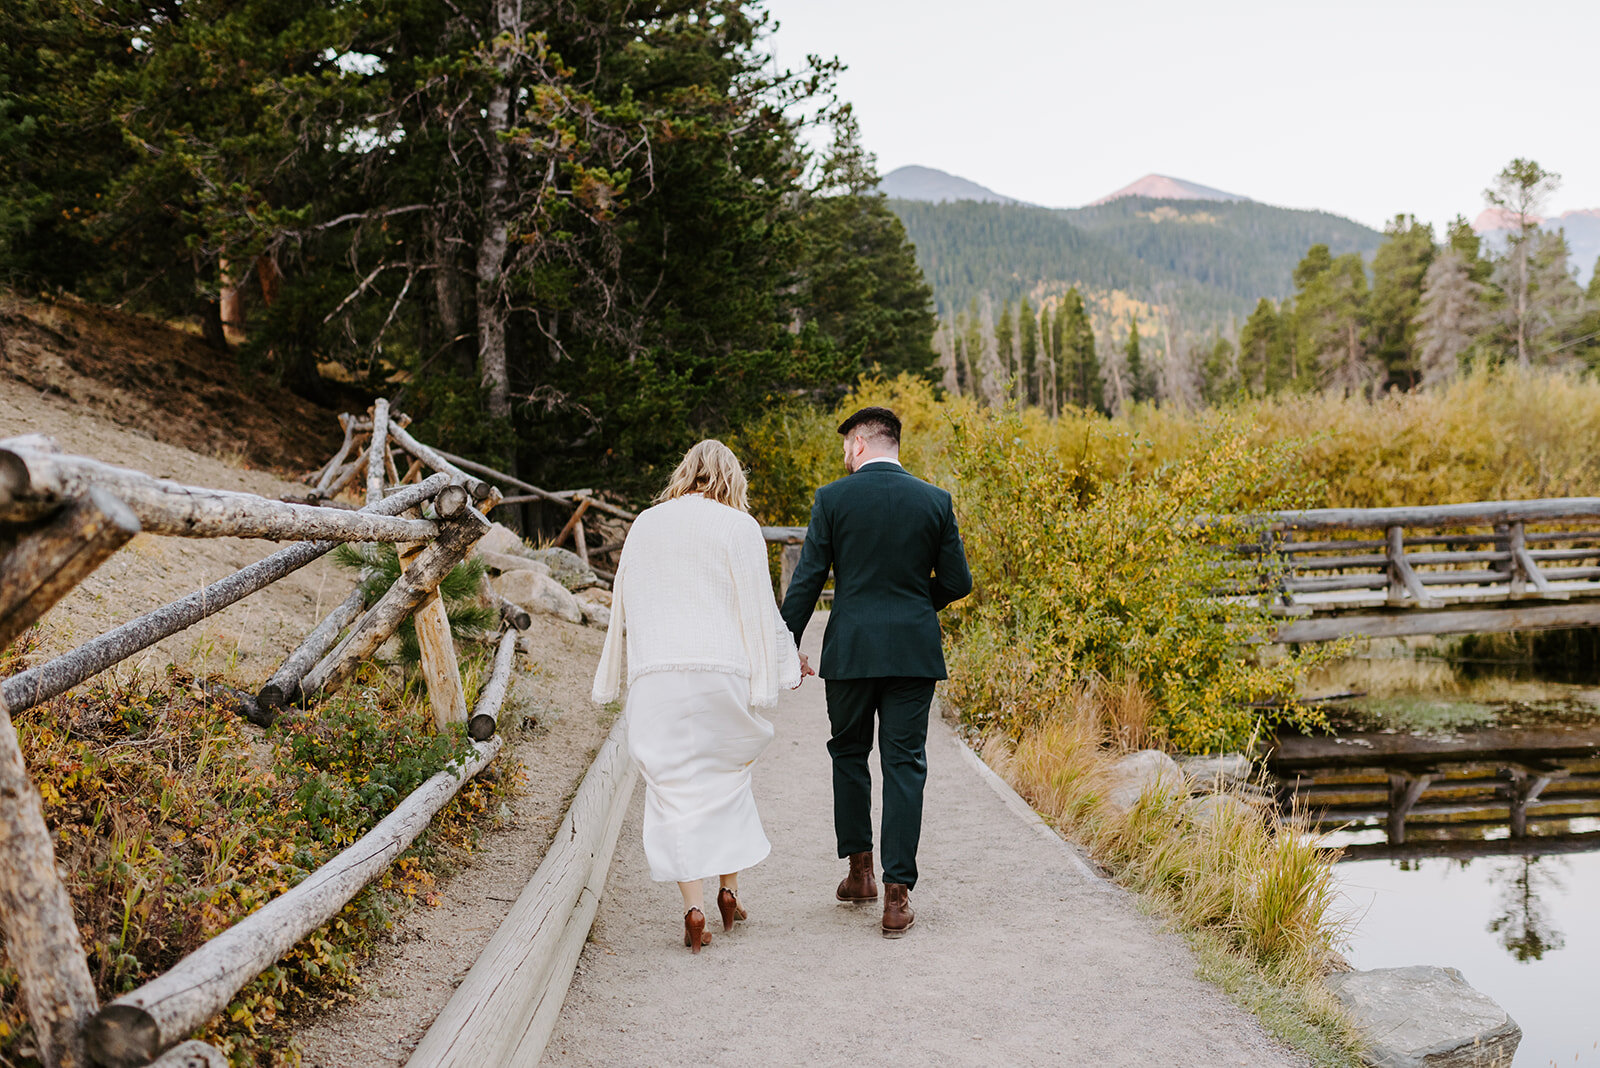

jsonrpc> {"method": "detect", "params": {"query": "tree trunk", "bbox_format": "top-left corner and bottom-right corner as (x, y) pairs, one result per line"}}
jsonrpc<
(0, 692), (99, 1068)
(476, 1), (520, 422)
(199, 299), (228, 353)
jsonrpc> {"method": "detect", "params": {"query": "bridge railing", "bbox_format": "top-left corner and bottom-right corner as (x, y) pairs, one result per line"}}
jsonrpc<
(0, 401), (538, 1068)
(1220, 498), (1600, 641)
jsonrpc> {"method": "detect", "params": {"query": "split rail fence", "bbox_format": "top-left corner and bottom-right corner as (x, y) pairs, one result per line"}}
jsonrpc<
(0, 400), (547, 1068)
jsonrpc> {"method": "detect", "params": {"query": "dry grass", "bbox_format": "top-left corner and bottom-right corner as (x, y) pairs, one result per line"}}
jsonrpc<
(976, 678), (1365, 1065)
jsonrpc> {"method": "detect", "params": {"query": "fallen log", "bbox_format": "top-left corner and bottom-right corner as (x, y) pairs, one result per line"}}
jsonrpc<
(0, 443), (435, 543)
(0, 489), (141, 651)
(405, 716), (635, 1067)
(469, 626), (518, 741)
(496, 595), (532, 631)
(84, 736), (504, 1068)
(1, 474), (459, 715)
(0, 691), (99, 1068)
(256, 586), (367, 714)
(149, 1041), (228, 1068)
(299, 509), (489, 701)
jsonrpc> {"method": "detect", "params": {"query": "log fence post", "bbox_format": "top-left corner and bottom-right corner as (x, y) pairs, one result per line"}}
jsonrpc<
(366, 399), (391, 507)
(0, 691), (99, 1068)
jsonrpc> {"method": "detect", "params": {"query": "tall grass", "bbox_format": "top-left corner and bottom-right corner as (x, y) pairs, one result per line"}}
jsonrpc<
(978, 681), (1364, 1064)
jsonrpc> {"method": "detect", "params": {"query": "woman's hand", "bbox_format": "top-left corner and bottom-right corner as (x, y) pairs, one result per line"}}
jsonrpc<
(799, 653), (816, 678)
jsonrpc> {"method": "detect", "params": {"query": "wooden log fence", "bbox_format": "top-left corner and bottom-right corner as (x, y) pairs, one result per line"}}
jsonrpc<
(84, 736), (505, 1068)
(0, 403), (538, 1068)
(404, 713), (636, 1067)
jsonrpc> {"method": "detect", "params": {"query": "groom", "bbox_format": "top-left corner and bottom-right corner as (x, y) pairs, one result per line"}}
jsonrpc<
(781, 406), (972, 938)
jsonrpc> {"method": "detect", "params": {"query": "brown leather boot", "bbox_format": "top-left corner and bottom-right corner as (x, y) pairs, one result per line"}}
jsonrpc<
(836, 851), (878, 903)
(881, 883), (914, 938)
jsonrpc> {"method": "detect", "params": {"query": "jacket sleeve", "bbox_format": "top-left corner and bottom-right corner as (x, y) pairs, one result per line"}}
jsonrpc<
(929, 495), (973, 611)
(590, 555), (626, 704)
(779, 490), (832, 646)
(732, 519), (800, 708)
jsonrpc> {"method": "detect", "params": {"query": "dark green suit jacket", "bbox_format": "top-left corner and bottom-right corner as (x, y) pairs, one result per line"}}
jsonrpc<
(780, 462), (972, 680)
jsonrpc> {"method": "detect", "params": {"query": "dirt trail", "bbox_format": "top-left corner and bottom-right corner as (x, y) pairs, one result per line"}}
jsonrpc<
(545, 618), (1307, 1068)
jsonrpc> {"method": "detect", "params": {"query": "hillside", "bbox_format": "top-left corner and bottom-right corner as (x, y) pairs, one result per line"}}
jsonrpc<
(889, 193), (1384, 329)
(880, 164), (1019, 204)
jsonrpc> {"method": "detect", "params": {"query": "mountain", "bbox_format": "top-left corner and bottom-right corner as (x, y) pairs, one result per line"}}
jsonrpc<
(1473, 208), (1600, 286)
(888, 193), (1383, 329)
(1090, 174), (1248, 206)
(879, 165), (1019, 205)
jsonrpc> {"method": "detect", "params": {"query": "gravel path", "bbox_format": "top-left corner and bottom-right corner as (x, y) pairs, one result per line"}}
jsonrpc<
(544, 619), (1306, 1067)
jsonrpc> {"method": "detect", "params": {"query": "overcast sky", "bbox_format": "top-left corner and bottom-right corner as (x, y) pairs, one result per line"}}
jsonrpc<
(761, 0), (1597, 233)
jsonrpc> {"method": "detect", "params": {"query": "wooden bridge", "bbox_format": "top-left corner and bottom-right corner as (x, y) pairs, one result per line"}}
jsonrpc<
(1228, 498), (1600, 643)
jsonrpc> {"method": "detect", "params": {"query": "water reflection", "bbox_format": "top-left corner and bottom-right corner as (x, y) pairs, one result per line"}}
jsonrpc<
(1277, 642), (1600, 1066)
(1487, 855), (1566, 963)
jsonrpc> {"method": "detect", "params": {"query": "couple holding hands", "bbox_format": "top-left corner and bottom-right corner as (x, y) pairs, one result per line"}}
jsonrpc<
(592, 406), (972, 952)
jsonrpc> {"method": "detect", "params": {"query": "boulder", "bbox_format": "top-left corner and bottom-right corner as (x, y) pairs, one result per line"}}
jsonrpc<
(527, 546), (600, 591)
(576, 588), (612, 608)
(494, 570), (584, 625)
(580, 601), (611, 629)
(1325, 966), (1520, 1068)
(477, 549), (553, 578)
(1178, 753), (1252, 787)
(1102, 750), (1185, 815)
(479, 522), (534, 559)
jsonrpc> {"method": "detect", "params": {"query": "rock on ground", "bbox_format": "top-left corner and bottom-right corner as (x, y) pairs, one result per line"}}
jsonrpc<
(1183, 793), (1254, 827)
(494, 570), (583, 625)
(527, 546), (599, 591)
(1325, 966), (1521, 1068)
(478, 549), (553, 579)
(1103, 749), (1186, 814)
(479, 523), (534, 559)
(1178, 753), (1252, 786)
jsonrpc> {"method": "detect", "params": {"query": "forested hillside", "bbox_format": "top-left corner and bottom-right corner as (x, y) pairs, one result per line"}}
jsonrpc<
(890, 195), (1383, 322)
(1, 1), (935, 499)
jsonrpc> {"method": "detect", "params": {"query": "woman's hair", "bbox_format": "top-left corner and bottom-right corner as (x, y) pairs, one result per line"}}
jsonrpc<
(655, 439), (750, 512)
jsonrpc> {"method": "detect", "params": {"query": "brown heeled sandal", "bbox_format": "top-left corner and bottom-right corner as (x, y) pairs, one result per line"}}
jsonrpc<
(716, 887), (747, 933)
(683, 907), (711, 953)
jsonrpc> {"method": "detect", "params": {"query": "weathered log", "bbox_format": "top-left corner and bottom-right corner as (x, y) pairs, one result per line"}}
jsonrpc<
(0, 489), (141, 651)
(405, 716), (635, 1067)
(257, 586), (367, 713)
(85, 736), (504, 1068)
(414, 590), (467, 731)
(386, 422), (493, 501)
(496, 595), (531, 631)
(760, 525), (807, 545)
(323, 454), (365, 499)
(0, 691), (99, 1068)
(367, 399), (391, 507)
(0, 444), (435, 542)
(553, 497), (591, 548)
(148, 1040), (228, 1068)
(299, 509), (489, 701)
(430, 448), (637, 521)
(1258, 497), (1600, 533)
(1, 474), (459, 715)
(311, 414), (359, 493)
(469, 626), (518, 741)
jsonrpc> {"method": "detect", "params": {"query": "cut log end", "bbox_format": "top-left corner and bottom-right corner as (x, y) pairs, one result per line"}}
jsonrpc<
(435, 484), (471, 519)
(150, 1040), (230, 1068)
(84, 1002), (162, 1068)
(468, 712), (498, 742)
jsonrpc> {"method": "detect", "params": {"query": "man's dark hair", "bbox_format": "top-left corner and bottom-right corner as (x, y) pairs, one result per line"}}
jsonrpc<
(836, 406), (902, 446)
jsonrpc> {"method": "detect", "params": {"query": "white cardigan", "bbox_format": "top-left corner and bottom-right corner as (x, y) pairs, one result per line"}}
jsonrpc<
(591, 494), (801, 707)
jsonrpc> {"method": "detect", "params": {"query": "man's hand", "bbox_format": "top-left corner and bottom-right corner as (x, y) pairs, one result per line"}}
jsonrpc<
(799, 653), (816, 678)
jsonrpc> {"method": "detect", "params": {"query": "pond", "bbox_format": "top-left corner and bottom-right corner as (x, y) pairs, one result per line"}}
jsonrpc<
(1278, 636), (1600, 1067)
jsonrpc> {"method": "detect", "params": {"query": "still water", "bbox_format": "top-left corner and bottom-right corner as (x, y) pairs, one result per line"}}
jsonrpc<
(1290, 641), (1600, 1067)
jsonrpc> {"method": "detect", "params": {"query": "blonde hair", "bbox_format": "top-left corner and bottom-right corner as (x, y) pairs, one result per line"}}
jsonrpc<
(655, 439), (750, 512)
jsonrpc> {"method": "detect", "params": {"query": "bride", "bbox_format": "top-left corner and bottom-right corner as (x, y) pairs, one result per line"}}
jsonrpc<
(591, 439), (807, 953)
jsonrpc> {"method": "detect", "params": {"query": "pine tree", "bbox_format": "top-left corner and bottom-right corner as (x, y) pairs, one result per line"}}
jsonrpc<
(1200, 335), (1239, 404)
(1124, 317), (1147, 404)
(1306, 254), (1375, 394)
(1485, 158), (1562, 367)
(1415, 250), (1484, 388)
(1447, 215), (1494, 284)
(994, 299), (1015, 398)
(1367, 214), (1436, 389)
(1237, 299), (1285, 394)
(1038, 303), (1056, 415)
(1018, 297), (1039, 406)
(1054, 287), (1101, 412)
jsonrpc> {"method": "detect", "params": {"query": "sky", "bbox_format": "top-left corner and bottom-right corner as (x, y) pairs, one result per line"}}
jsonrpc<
(760, 0), (1599, 234)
